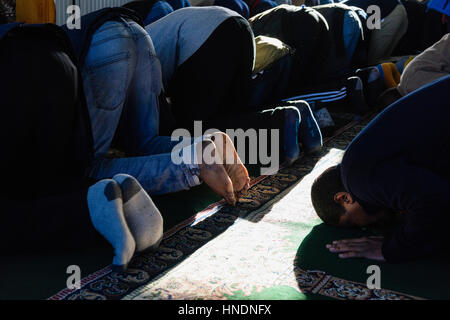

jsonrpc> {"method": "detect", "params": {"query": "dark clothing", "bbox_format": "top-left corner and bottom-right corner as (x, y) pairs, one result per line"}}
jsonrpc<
(249, 0), (278, 18)
(0, 0), (15, 24)
(123, 0), (173, 25)
(393, 0), (448, 56)
(123, 0), (160, 20)
(248, 54), (293, 110)
(314, 3), (367, 77)
(341, 0), (399, 18)
(315, 4), (348, 51)
(167, 17), (255, 132)
(215, 0), (250, 19)
(250, 5), (331, 95)
(0, 21), (19, 37)
(428, 0), (450, 16)
(0, 24), (99, 253)
(1, 23), (93, 197)
(164, 17), (292, 162)
(3, 190), (99, 253)
(166, 0), (191, 10)
(339, 75), (450, 263)
(62, 7), (142, 67)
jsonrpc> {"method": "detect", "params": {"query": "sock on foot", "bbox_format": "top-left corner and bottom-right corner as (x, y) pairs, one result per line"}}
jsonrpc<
(395, 56), (413, 74)
(314, 107), (335, 129)
(356, 67), (384, 107)
(113, 174), (163, 253)
(294, 101), (323, 154)
(347, 76), (370, 117)
(283, 107), (301, 164)
(377, 63), (401, 88)
(87, 179), (136, 271)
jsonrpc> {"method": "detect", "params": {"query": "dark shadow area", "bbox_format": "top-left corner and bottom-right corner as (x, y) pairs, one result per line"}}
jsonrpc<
(295, 223), (450, 300)
(0, 182), (225, 300)
(0, 163), (266, 300)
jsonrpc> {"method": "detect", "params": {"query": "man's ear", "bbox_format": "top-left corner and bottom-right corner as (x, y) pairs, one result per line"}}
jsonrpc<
(334, 192), (354, 204)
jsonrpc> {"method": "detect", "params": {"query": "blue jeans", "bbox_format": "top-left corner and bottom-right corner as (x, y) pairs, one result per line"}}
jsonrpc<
(82, 18), (200, 195)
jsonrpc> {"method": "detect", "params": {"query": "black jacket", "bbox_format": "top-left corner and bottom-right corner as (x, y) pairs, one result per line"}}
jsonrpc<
(0, 23), (94, 198)
(342, 0), (399, 19)
(250, 5), (331, 93)
(314, 3), (368, 77)
(0, 23), (104, 252)
(339, 75), (450, 263)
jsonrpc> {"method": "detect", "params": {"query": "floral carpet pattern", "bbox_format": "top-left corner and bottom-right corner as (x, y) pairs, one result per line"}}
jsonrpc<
(50, 117), (422, 300)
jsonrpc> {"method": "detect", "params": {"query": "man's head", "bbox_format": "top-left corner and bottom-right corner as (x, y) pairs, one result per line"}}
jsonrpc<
(311, 165), (381, 227)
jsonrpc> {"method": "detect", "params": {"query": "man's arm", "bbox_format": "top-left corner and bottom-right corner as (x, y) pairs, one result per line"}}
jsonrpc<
(370, 162), (450, 263)
(328, 162), (450, 262)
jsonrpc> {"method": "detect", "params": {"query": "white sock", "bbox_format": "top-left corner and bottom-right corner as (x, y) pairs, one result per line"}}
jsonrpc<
(87, 179), (136, 270)
(113, 174), (163, 253)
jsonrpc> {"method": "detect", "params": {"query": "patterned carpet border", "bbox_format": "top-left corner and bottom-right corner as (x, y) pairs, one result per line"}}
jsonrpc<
(293, 269), (423, 300)
(49, 114), (423, 300)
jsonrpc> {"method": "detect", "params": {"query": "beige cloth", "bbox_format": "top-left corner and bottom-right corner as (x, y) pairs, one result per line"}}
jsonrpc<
(253, 35), (293, 73)
(397, 33), (450, 96)
(368, 4), (408, 65)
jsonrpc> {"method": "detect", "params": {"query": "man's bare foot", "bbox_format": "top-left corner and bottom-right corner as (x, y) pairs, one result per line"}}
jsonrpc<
(210, 132), (250, 198)
(224, 162), (250, 199)
(197, 139), (237, 206)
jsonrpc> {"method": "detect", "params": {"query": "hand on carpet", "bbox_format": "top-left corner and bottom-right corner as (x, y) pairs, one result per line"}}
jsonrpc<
(326, 236), (385, 261)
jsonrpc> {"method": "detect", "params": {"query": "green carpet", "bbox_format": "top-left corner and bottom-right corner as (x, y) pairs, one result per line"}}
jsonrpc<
(297, 224), (450, 300)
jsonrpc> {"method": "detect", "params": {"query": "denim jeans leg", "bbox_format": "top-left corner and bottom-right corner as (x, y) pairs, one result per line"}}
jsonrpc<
(83, 19), (201, 194)
(114, 20), (180, 156)
(89, 150), (200, 195)
(82, 20), (135, 159)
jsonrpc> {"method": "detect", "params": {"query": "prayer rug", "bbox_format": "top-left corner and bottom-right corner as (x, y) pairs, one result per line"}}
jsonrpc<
(50, 115), (448, 300)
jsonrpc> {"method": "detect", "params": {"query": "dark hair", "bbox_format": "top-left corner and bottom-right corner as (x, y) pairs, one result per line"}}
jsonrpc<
(310, 165), (346, 226)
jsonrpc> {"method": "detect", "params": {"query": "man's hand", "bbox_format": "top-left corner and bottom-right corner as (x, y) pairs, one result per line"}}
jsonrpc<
(326, 237), (386, 261)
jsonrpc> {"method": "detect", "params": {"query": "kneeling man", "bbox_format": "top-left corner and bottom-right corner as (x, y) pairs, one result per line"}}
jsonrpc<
(311, 75), (450, 263)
